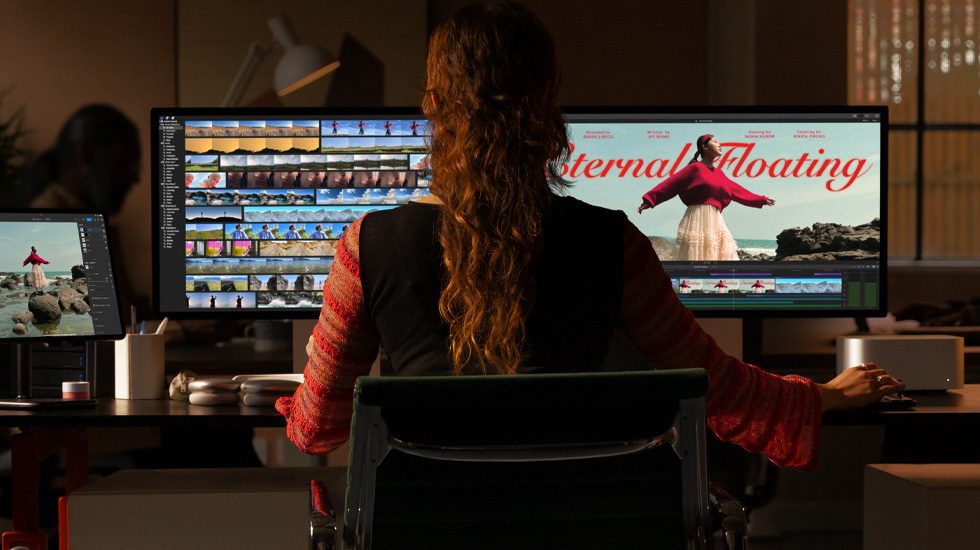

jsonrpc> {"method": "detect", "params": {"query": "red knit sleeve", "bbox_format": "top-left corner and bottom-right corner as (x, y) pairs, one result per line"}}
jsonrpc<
(641, 163), (697, 208)
(615, 220), (822, 470)
(725, 173), (769, 208)
(275, 216), (380, 455)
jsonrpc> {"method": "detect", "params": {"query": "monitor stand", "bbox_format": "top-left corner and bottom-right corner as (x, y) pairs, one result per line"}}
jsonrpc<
(741, 317), (763, 367)
(853, 316), (871, 334)
(0, 342), (98, 409)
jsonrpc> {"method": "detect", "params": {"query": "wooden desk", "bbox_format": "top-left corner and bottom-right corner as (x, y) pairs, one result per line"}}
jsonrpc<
(823, 384), (980, 427)
(1, 399), (284, 550)
(823, 384), (980, 467)
(0, 398), (287, 429)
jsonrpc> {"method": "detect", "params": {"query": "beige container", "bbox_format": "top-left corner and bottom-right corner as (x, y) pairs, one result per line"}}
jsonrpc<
(114, 333), (166, 399)
(865, 463), (980, 550)
(68, 467), (347, 550)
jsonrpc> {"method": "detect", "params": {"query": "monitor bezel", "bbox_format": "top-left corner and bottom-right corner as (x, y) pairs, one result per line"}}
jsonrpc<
(561, 104), (889, 319)
(151, 106), (425, 320)
(0, 208), (127, 343)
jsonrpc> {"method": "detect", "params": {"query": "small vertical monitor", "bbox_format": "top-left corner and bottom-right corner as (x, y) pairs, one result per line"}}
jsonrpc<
(1, 209), (125, 407)
(0, 210), (125, 340)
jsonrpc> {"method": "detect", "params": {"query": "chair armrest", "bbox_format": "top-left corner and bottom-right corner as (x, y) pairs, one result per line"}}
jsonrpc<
(708, 482), (747, 550)
(310, 480), (337, 550)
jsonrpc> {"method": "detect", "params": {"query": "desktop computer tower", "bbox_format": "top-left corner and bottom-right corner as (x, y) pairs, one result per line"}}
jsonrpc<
(4, 341), (99, 398)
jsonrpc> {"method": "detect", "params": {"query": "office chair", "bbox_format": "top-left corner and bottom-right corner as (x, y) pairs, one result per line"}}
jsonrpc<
(322, 369), (746, 550)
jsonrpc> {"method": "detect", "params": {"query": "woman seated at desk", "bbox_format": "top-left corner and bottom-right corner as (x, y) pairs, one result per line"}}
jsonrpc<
(276, 1), (905, 470)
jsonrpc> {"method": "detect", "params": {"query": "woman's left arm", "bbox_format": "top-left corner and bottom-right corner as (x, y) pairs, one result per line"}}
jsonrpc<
(275, 217), (381, 455)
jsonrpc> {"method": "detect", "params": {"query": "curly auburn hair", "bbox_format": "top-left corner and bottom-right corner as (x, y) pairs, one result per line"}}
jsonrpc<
(422, 2), (570, 375)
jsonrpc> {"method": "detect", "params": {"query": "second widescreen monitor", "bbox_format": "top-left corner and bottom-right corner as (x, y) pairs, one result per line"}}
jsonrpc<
(153, 108), (430, 317)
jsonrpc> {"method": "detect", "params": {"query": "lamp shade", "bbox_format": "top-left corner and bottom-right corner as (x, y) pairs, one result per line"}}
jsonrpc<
(274, 45), (340, 97)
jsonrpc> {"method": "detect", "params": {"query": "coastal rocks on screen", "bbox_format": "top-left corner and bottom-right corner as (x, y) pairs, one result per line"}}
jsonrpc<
(267, 274), (288, 291)
(248, 275), (261, 291)
(243, 207), (384, 224)
(186, 191), (209, 204)
(294, 274), (315, 291)
(72, 300), (91, 315)
(286, 291), (315, 305)
(774, 219), (880, 261)
(648, 237), (677, 261)
(50, 287), (82, 314)
(11, 311), (32, 325)
(71, 265), (85, 280)
(28, 291), (61, 324)
(71, 278), (88, 294)
(737, 249), (774, 261)
(774, 281), (843, 293)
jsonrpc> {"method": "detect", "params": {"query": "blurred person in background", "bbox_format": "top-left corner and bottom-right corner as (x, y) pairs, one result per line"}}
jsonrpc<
(13, 103), (145, 316)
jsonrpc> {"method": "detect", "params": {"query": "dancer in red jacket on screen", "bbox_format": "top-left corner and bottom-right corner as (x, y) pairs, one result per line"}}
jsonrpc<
(24, 246), (50, 289)
(637, 134), (775, 261)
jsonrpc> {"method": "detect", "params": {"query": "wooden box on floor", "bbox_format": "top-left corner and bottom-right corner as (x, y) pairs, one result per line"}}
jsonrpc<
(864, 463), (980, 550)
(67, 467), (345, 550)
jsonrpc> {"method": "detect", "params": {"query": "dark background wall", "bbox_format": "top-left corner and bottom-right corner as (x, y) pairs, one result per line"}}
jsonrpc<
(0, 0), (849, 319)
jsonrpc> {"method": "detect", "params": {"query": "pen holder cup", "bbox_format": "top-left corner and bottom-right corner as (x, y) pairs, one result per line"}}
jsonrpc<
(114, 334), (166, 399)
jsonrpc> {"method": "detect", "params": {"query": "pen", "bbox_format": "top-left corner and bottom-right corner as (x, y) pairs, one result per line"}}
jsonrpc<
(139, 320), (147, 335)
(156, 317), (169, 335)
(131, 305), (136, 334)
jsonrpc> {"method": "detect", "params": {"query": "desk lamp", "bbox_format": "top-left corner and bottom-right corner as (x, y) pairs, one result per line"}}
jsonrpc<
(221, 14), (340, 108)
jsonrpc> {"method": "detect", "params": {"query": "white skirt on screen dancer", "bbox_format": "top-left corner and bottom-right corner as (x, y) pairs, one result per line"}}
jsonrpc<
(32, 263), (49, 289)
(674, 204), (739, 261)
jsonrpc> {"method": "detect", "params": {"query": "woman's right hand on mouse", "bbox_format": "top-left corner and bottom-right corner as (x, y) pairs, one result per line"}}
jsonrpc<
(817, 362), (907, 412)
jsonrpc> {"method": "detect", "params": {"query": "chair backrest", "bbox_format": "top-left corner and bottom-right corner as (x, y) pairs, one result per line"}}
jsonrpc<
(343, 369), (711, 550)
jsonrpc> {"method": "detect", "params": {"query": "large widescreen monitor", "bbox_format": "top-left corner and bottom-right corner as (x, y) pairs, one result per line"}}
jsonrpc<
(152, 107), (431, 319)
(154, 106), (886, 320)
(563, 106), (887, 317)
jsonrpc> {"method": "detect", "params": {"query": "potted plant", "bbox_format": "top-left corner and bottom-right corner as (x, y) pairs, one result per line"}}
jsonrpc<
(0, 88), (32, 202)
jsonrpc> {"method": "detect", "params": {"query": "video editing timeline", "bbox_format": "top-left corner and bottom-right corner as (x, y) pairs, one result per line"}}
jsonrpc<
(156, 115), (430, 313)
(667, 263), (880, 311)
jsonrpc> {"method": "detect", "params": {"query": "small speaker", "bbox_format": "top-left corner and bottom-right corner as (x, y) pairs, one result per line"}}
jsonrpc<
(836, 335), (964, 391)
